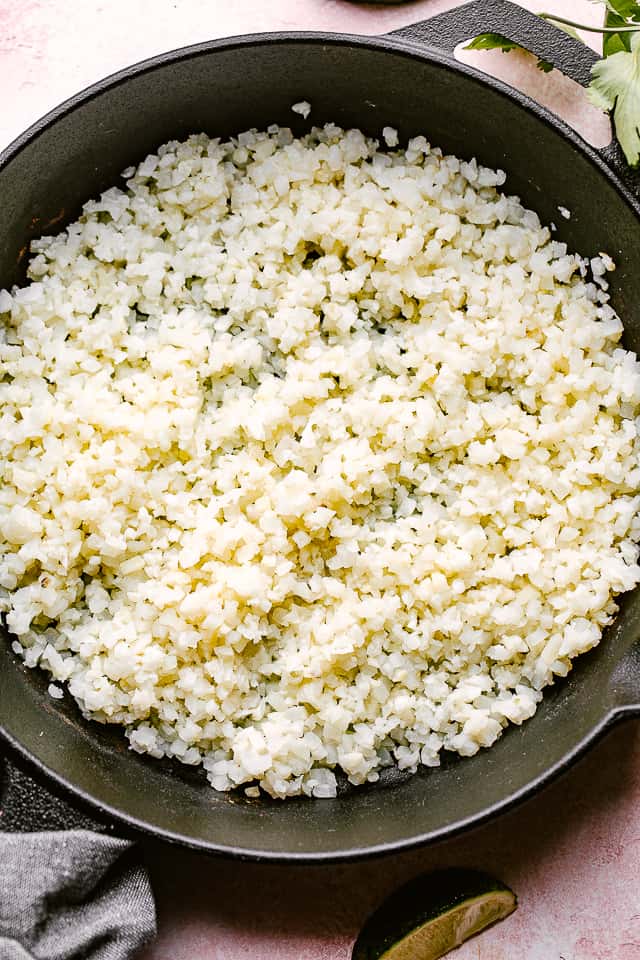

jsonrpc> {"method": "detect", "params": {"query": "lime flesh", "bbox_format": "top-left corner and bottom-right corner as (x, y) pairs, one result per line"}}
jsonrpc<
(378, 890), (516, 960)
(352, 869), (517, 960)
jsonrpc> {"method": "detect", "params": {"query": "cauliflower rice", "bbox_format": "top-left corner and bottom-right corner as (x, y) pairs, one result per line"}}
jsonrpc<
(1, 119), (640, 799)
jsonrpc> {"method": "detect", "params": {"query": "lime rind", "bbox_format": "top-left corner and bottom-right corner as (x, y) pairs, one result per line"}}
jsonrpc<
(352, 869), (517, 960)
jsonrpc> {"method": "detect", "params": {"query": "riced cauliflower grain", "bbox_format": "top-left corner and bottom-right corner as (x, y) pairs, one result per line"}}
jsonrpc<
(382, 126), (399, 147)
(291, 100), (311, 119)
(1, 123), (639, 799)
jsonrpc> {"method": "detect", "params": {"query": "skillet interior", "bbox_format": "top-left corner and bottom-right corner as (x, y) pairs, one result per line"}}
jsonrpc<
(1, 35), (639, 860)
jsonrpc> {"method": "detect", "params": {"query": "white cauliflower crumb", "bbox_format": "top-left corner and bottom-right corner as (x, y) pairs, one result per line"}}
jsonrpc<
(1, 120), (639, 800)
(291, 100), (311, 119)
(558, 205), (571, 219)
(382, 126), (399, 147)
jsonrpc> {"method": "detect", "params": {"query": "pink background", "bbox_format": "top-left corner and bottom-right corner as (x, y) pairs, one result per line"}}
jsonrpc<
(1, 1), (638, 957)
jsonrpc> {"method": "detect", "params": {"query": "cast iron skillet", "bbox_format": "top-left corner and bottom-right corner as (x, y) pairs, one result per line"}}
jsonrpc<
(1, 0), (639, 861)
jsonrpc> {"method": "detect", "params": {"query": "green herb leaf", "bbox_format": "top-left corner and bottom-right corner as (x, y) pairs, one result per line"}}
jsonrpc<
(605, 11), (634, 53)
(602, 0), (640, 55)
(465, 32), (553, 72)
(604, 0), (640, 21)
(465, 32), (521, 53)
(588, 32), (640, 165)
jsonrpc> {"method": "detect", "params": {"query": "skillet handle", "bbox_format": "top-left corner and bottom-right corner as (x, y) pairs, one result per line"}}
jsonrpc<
(387, 0), (640, 199)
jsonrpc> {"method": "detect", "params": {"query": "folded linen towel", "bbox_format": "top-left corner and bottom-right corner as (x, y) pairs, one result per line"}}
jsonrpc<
(0, 761), (156, 960)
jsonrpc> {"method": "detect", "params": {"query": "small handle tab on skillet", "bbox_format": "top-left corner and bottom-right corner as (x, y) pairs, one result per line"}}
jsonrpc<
(388, 0), (640, 199)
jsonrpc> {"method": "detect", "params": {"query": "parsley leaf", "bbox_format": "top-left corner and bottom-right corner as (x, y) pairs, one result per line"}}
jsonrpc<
(604, 0), (640, 22)
(465, 16), (583, 76)
(602, 0), (640, 55)
(465, 32), (552, 72)
(588, 32), (640, 165)
(465, 33), (522, 53)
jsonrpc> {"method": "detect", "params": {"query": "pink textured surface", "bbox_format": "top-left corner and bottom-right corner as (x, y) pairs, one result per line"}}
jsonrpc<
(1, 2), (638, 958)
(140, 725), (640, 960)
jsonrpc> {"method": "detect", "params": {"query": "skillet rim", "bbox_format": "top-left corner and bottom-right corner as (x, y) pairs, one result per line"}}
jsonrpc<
(0, 26), (639, 861)
(0, 27), (638, 222)
(0, 694), (633, 862)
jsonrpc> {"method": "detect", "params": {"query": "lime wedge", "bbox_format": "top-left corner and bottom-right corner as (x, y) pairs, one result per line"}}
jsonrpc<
(352, 868), (517, 960)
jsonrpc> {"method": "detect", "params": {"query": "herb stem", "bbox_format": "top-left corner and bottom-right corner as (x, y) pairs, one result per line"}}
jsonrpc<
(539, 12), (640, 33)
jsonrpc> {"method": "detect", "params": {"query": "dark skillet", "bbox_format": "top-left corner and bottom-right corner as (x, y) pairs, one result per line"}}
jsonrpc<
(1, 0), (639, 862)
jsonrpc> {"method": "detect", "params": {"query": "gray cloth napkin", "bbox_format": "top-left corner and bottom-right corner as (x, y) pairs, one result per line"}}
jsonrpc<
(0, 831), (156, 960)
(0, 762), (156, 960)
